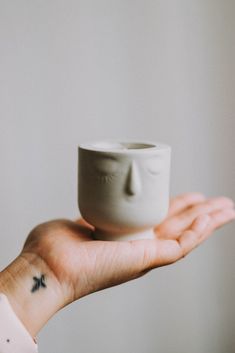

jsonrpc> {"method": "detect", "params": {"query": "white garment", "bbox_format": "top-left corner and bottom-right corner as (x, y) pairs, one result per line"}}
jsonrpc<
(0, 294), (38, 353)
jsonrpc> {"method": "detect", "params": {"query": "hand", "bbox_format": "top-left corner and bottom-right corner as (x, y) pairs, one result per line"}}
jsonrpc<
(0, 193), (234, 337)
(25, 192), (235, 298)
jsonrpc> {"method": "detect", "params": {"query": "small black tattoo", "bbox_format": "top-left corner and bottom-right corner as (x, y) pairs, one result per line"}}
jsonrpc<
(6, 339), (10, 343)
(31, 274), (47, 293)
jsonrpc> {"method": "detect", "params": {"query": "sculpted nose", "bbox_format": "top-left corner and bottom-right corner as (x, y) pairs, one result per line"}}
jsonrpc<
(125, 161), (142, 196)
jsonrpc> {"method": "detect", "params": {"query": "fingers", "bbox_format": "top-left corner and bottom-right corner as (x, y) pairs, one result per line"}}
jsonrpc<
(209, 207), (235, 230)
(197, 207), (235, 245)
(168, 192), (206, 217)
(175, 214), (211, 258)
(139, 215), (211, 270)
(158, 196), (234, 239)
(148, 207), (235, 269)
(75, 207), (234, 294)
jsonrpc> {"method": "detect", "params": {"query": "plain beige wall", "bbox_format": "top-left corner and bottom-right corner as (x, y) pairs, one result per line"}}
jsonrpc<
(0, 1), (234, 352)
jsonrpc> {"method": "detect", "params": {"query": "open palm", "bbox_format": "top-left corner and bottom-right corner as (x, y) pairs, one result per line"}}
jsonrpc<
(22, 193), (235, 307)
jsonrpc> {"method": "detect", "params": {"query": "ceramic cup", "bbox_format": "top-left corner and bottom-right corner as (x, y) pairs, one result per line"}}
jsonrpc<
(78, 141), (171, 241)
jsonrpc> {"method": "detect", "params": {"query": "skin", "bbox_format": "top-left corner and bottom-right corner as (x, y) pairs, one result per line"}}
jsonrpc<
(0, 192), (234, 338)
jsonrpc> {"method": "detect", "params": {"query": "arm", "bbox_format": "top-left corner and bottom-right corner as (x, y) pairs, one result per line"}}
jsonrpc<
(0, 253), (63, 338)
(0, 193), (234, 339)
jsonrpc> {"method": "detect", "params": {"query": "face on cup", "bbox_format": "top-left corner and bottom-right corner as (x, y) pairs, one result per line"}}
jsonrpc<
(78, 142), (171, 234)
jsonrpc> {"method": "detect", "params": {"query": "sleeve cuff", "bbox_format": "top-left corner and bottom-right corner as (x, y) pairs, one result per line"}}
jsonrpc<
(0, 293), (38, 353)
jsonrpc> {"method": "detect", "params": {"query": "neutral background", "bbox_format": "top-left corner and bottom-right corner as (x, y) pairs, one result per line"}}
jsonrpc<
(0, 1), (234, 352)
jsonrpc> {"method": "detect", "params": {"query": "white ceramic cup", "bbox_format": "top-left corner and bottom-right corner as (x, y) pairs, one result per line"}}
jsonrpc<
(78, 141), (171, 241)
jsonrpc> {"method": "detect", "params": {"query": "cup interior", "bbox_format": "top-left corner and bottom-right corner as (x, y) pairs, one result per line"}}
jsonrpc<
(87, 141), (156, 151)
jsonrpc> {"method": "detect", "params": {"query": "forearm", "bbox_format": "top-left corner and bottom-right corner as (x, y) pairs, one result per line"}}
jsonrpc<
(0, 252), (64, 338)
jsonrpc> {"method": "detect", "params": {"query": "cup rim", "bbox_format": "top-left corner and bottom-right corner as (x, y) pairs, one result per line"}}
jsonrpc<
(79, 140), (171, 153)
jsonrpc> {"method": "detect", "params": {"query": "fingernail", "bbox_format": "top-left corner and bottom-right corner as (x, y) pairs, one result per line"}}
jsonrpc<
(195, 215), (211, 232)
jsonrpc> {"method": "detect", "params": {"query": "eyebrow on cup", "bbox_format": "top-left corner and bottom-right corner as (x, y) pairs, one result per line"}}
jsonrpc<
(94, 156), (119, 173)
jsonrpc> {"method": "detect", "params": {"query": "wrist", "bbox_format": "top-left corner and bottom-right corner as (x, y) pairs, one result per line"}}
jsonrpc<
(0, 252), (65, 337)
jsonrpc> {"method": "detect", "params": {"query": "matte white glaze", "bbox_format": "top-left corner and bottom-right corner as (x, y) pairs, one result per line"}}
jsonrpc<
(78, 141), (171, 241)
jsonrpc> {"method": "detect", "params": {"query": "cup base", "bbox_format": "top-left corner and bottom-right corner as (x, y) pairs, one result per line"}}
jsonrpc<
(93, 228), (155, 241)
